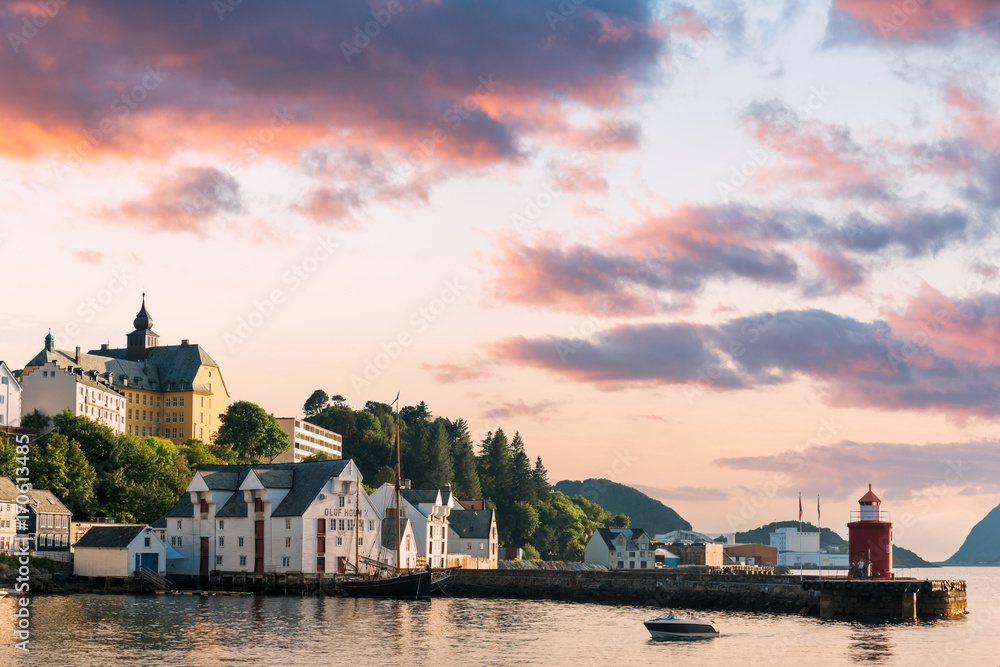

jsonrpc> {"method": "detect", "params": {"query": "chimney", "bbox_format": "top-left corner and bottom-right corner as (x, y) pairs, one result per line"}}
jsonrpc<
(404, 479), (412, 489)
(100, 343), (109, 352)
(181, 339), (189, 346)
(75, 347), (80, 363)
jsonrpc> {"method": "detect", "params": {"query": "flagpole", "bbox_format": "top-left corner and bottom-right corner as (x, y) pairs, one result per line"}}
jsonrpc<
(818, 494), (822, 582)
(798, 492), (802, 581)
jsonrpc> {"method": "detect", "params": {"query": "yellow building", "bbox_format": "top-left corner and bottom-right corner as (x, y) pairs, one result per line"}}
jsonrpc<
(22, 295), (230, 444)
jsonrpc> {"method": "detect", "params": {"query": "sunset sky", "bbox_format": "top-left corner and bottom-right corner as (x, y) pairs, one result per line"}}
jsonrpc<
(4, 0), (1000, 561)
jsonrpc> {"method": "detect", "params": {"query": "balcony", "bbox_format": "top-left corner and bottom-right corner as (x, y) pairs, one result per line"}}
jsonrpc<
(850, 510), (891, 522)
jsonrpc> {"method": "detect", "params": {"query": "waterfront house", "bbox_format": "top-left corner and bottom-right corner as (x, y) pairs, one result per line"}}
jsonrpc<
(73, 524), (169, 579)
(156, 459), (383, 579)
(584, 528), (655, 570)
(446, 509), (498, 569)
(22, 487), (72, 562)
(0, 477), (18, 553)
(370, 484), (453, 569)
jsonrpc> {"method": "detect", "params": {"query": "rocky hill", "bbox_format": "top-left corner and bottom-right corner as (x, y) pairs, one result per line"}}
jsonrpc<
(946, 502), (1000, 565)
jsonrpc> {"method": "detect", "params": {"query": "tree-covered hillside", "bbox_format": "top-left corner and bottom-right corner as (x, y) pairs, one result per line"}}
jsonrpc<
(304, 393), (629, 560)
(946, 502), (1000, 565)
(553, 479), (691, 536)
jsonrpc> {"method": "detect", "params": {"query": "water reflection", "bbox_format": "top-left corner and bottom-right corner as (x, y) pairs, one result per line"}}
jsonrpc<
(847, 622), (895, 663)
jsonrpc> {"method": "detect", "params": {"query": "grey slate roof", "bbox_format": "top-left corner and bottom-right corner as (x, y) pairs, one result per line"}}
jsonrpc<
(449, 509), (493, 539)
(381, 517), (410, 546)
(75, 525), (147, 549)
(26, 489), (72, 516)
(216, 492), (248, 518)
(594, 527), (648, 552)
(400, 489), (440, 505)
(158, 460), (351, 520)
(24, 342), (220, 394)
(0, 477), (19, 502)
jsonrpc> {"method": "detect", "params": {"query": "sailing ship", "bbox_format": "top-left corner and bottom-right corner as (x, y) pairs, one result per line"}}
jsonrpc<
(341, 393), (450, 600)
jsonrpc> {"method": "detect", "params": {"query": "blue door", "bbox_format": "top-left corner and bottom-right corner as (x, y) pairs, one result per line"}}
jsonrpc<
(136, 553), (158, 573)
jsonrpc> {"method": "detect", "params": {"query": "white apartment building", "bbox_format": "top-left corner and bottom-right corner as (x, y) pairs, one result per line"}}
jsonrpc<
(0, 477), (19, 554)
(0, 361), (22, 427)
(20, 360), (126, 434)
(155, 459), (383, 578)
(273, 418), (343, 462)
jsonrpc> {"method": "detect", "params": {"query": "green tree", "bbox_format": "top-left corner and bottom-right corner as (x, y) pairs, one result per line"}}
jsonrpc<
(301, 451), (334, 462)
(424, 420), (454, 489)
(21, 409), (50, 432)
(509, 501), (540, 546)
(372, 465), (396, 488)
(610, 513), (631, 529)
(533, 456), (550, 500)
(303, 389), (329, 417)
(178, 439), (221, 471)
(215, 401), (289, 463)
(452, 430), (482, 500)
(0, 433), (16, 478)
(510, 432), (536, 504)
(32, 434), (98, 518)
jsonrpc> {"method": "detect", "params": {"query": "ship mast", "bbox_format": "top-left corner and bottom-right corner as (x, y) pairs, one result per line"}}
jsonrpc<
(394, 393), (402, 573)
(354, 468), (359, 572)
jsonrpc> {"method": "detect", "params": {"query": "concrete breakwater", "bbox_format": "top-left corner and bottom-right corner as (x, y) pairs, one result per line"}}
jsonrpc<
(446, 569), (968, 619)
(447, 569), (817, 614)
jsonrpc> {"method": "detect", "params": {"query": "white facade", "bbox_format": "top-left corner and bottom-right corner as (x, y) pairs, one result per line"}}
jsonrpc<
(274, 418), (342, 462)
(74, 525), (168, 578)
(160, 460), (383, 577)
(0, 361), (22, 427)
(370, 485), (453, 570)
(379, 517), (419, 571)
(584, 528), (656, 570)
(0, 478), (19, 553)
(770, 527), (820, 554)
(446, 509), (498, 569)
(20, 360), (126, 434)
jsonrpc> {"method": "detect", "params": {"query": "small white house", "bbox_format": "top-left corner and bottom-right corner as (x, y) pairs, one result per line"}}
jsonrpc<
(584, 528), (655, 570)
(379, 517), (418, 571)
(73, 525), (168, 578)
(447, 509), (498, 569)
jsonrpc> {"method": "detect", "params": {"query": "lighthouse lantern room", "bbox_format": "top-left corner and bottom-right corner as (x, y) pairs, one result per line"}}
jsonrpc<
(847, 484), (893, 579)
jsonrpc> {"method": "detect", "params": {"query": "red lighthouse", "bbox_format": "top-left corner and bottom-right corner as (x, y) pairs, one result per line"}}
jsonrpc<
(848, 484), (893, 579)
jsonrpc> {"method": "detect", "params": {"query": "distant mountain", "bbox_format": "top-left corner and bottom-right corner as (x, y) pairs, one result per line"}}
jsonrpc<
(735, 521), (935, 567)
(553, 479), (691, 535)
(946, 502), (1000, 565)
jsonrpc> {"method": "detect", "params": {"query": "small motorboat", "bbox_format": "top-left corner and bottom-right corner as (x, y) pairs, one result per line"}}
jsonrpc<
(0, 590), (8, 600)
(644, 611), (720, 639)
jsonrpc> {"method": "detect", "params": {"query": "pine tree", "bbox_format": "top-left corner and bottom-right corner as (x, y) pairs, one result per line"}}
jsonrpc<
(424, 419), (455, 489)
(485, 429), (513, 506)
(449, 419), (482, 499)
(533, 456), (551, 500)
(510, 432), (536, 504)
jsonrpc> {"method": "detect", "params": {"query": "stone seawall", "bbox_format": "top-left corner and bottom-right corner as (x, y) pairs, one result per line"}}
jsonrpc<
(447, 569), (819, 614)
(447, 570), (967, 618)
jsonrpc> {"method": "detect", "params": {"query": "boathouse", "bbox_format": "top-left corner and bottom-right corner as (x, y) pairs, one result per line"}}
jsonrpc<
(73, 524), (170, 579)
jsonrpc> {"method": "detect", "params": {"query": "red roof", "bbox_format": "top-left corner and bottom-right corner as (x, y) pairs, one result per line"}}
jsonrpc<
(858, 483), (881, 504)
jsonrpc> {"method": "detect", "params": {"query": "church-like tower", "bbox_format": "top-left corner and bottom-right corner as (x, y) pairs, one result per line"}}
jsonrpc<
(126, 293), (160, 361)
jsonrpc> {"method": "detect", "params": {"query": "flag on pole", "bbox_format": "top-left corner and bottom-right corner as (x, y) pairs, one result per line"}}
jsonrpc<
(391, 390), (400, 407)
(798, 493), (803, 521)
(817, 495), (821, 522)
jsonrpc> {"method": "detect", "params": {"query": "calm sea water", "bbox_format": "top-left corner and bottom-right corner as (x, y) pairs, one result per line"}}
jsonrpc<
(2, 567), (998, 666)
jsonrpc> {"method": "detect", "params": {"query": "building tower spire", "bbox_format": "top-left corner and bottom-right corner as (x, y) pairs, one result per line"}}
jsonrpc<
(126, 293), (159, 361)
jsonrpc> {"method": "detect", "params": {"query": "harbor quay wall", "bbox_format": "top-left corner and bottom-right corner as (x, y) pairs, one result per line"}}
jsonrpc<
(447, 569), (818, 614)
(446, 570), (967, 618)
